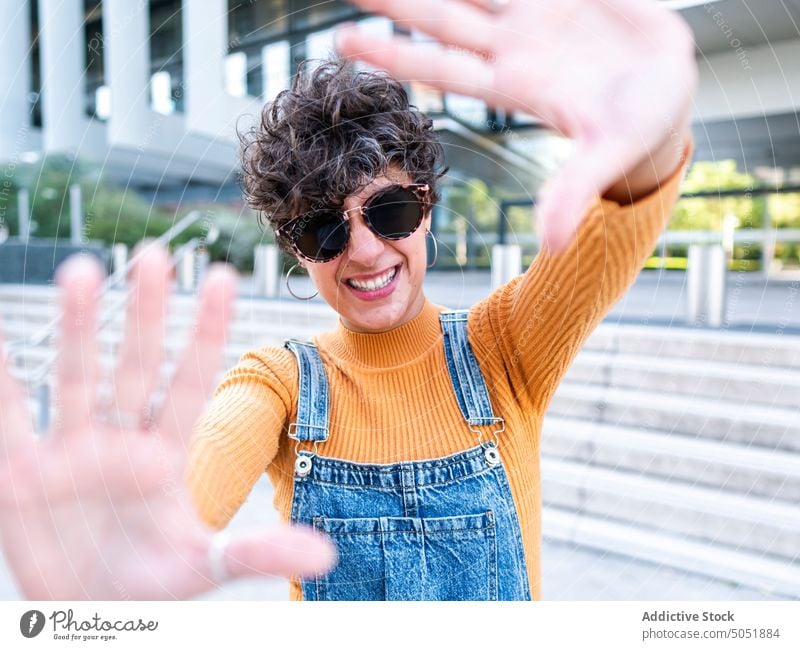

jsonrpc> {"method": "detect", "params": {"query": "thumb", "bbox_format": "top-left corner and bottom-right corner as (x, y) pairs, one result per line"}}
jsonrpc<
(535, 139), (627, 254)
(210, 524), (338, 585)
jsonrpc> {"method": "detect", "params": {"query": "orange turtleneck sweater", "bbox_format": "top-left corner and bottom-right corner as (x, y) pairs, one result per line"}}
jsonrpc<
(187, 139), (692, 600)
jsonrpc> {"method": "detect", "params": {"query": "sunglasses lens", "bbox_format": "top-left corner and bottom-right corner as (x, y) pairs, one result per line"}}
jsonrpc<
(294, 210), (347, 262)
(366, 187), (424, 239)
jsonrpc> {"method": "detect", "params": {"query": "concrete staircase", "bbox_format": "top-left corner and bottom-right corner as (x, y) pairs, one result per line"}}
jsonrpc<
(545, 323), (800, 598)
(2, 283), (799, 597)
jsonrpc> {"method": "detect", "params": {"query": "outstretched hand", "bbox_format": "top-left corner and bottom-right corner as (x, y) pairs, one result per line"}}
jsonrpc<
(0, 246), (336, 599)
(335, 0), (696, 251)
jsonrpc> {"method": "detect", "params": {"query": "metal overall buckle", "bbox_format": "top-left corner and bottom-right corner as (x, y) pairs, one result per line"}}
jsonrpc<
(288, 422), (323, 477)
(468, 417), (505, 467)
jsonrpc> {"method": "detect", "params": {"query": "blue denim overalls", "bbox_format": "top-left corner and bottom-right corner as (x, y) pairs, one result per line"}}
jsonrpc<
(283, 309), (531, 601)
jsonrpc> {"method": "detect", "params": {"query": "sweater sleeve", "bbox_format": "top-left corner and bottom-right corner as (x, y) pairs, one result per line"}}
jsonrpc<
(184, 346), (298, 531)
(468, 136), (693, 414)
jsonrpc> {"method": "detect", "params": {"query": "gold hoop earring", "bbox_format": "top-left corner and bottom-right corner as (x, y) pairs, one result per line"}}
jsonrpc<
(426, 229), (438, 269)
(285, 263), (319, 300)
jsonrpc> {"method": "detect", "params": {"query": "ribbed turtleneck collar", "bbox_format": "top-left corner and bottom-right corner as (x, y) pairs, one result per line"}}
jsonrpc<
(315, 298), (446, 369)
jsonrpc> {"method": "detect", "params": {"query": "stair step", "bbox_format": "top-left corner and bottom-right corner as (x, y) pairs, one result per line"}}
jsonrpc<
(1, 296), (337, 337)
(566, 349), (800, 408)
(541, 457), (800, 561)
(2, 316), (321, 343)
(550, 382), (800, 452)
(586, 322), (800, 370)
(543, 507), (800, 598)
(542, 415), (800, 502)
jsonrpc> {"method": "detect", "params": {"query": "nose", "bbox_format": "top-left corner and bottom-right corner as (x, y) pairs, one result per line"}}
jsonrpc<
(344, 209), (385, 266)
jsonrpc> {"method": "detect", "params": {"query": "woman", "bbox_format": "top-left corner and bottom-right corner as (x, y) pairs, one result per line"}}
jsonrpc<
(0, 0), (696, 600)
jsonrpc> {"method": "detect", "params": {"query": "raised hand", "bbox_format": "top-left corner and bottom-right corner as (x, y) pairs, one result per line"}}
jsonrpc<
(0, 245), (336, 600)
(335, 0), (697, 251)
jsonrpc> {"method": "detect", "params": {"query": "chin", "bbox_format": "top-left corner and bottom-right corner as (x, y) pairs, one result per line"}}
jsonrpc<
(345, 302), (407, 333)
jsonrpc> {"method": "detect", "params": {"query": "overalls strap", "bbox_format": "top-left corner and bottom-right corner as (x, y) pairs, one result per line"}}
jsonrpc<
(283, 339), (330, 443)
(439, 310), (500, 428)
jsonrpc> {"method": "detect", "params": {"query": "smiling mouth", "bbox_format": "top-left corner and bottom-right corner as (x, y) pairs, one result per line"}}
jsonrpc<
(345, 264), (400, 291)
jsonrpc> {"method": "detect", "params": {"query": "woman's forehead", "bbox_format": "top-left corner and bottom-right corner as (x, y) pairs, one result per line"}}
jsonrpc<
(350, 168), (412, 202)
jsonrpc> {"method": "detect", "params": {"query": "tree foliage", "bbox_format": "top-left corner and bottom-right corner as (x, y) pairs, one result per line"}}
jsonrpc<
(671, 159), (800, 231)
(0, 154), (266, 271)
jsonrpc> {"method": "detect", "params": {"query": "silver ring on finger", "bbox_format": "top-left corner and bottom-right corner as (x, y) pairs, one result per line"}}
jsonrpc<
(486, 0), (510, 14)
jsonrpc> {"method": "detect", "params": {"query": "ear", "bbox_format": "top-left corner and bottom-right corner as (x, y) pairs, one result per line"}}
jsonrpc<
(423, 208), (433, 232)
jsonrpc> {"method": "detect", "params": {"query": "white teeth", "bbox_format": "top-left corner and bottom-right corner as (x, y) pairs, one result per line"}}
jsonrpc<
(348, 266), (397, 291)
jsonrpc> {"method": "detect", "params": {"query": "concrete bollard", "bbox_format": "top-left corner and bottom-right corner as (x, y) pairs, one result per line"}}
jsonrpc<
(179, 248), (195, 292)
(17, 189), (30, 242)
(687, 244), (727, 326)
(37, 382), (50, 434)
(253, 244), (280, 297)
(70, 184), (83, 245)
(196, 248), (210, 288)
(111, 243), (128, 286)
(706, 244), (727, 327)
(687, 244), (706, 324)
(491, 244), (522, 291)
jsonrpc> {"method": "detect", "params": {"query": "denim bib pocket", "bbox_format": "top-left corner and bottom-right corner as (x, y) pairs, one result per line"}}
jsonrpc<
(312, 511), (498, 601)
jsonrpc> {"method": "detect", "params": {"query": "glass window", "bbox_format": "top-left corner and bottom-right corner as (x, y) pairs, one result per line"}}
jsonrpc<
(245, 51), (264, 99)
(84, 1), (104, 80)
(151, 70), (175, 115)
(95, 85), (112, 120)
(226, 0), (366, 98)
(262, 40), (290, 101)
(509, 111), (541, 127)
(291, 0), (357, 31)
(150, 0), (183, 67)
(445, 93), (488, 128)
(84, 0), (105, 119)
(305, 28), (336, 61)
(228, 0), (288, 50)
(30, 0), (42, 127)
(224, 52), (248, 97)
(149, 0), (184, 113)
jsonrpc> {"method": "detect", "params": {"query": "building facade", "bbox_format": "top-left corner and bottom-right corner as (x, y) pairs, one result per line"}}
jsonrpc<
(1, 0), (799, 258)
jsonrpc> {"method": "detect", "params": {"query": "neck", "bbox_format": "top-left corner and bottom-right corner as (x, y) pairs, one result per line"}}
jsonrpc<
(340, 292), (427, 334)
(318, 297), (445, 368)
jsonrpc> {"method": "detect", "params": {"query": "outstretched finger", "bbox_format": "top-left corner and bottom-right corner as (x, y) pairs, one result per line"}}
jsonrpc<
(535, 136), (633, 253)
(339, 0), (498, 56)
(155, 263), (239, 446)
(334, 27), (499, 105)
(208, 525), (338, 586)
(53, 254), (105, 436)
(106, 242), (171, 428)
(0, 329), (35, 456)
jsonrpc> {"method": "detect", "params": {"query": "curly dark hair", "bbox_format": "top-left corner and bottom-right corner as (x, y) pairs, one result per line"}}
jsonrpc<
(238, 57), (449, 258)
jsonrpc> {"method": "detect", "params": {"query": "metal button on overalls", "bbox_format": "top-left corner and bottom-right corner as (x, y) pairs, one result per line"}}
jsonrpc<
(284, 310), (531, 601)
(484, 445), (501, 467)
(294, 455), (313, 477)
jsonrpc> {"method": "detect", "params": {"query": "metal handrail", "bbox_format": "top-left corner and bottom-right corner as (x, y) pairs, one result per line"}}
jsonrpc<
(2, 210), (206, 386)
